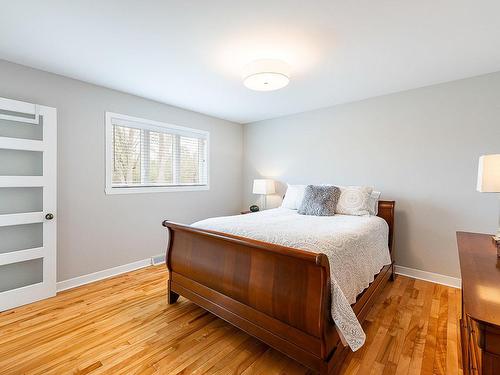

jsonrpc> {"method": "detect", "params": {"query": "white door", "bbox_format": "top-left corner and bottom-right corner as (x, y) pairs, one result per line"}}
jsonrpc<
(0, 97), (57, 311)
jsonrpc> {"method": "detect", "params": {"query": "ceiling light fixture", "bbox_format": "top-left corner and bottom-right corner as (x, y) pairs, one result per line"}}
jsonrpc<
(243, 59), (291, 91)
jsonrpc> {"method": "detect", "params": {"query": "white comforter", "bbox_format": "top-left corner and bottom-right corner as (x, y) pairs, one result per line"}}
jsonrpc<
(192, 208), (391, 351)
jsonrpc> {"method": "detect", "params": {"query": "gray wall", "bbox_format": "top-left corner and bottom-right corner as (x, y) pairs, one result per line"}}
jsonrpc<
(244, 72), (500, 278)
(0, 60), (243, 282)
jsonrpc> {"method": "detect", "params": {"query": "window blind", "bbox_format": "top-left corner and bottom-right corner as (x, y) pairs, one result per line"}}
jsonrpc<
(110, 117), (208, 189)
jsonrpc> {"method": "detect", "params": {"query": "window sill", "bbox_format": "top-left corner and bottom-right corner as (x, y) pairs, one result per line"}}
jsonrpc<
(105, 185), (210, 195)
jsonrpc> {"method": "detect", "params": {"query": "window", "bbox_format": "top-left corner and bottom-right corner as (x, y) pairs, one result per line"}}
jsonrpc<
(105, 112), (209, 194)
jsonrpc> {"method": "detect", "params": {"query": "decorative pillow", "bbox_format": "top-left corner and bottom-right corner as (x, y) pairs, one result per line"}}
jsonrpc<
(368, 191), (381, 215)
(336, 186), (373, 216)
(298, 185), (341, 216)
(281, 184), (307, 210)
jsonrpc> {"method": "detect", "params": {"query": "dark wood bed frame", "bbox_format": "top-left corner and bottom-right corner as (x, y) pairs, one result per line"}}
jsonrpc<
(162, 200), (395, 375)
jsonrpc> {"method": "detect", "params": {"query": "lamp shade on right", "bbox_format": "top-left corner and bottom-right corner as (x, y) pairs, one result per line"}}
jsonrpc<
(477, 154), (500, 192)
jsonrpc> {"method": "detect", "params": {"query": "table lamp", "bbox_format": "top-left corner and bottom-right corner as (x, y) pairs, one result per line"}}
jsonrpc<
(477, 154), (500, 249)
(253, 179), (275, 210)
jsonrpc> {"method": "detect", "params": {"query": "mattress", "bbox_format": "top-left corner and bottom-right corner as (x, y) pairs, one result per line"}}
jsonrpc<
(192, 207), (391, 351)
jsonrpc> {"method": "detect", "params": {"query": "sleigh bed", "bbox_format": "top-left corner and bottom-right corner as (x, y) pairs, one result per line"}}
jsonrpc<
(162, 200), (395, 375)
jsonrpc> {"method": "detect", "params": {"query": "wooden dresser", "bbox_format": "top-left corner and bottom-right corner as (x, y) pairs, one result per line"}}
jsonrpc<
(458, 232), (500, 375)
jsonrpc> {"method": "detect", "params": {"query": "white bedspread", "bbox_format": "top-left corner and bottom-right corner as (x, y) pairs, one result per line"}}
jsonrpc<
(192, 208), (391, 351)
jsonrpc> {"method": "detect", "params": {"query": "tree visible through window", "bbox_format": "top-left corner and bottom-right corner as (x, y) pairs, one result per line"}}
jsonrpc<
(112, 125), (141, 184)
(107, 113), (209, 192)
(149, 131), (174, 185)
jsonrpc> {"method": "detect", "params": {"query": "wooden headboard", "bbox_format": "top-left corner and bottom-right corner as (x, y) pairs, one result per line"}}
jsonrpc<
(377, 200), (395, 254)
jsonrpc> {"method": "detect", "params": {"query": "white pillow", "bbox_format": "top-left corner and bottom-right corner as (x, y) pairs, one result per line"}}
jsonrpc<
(336, 186), (373, 216)
(281, 184), (307, 210)
(368, 191), (381, 215)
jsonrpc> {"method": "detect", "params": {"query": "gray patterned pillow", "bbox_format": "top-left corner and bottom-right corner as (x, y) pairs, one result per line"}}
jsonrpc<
(298, 185), (341, 216)
(335, 186), (373, 216)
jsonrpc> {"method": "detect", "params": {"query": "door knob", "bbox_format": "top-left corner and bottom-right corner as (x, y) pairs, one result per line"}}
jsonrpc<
(45, 213), (54, 220)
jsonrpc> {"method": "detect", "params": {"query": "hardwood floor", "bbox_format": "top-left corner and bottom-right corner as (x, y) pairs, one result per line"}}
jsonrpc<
(0, 266), (462, 375)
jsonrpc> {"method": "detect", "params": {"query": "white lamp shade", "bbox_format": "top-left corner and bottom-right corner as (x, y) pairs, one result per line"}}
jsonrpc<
(477, 154), (500, 192)
(253, 179), (276, 195)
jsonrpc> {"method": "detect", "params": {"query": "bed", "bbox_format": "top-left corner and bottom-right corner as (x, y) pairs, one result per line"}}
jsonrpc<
(162, 200), (395, 375)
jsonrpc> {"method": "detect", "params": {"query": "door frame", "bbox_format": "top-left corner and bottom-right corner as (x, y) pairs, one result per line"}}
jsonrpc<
(0, 97), (57, 311)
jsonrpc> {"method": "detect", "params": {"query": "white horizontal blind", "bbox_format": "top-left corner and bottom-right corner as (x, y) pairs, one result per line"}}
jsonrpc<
(108, 113), (208, 190)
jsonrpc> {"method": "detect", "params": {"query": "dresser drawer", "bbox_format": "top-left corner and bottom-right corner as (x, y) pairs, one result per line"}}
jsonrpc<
(484, 325), (500, 356)
(482, 351), (500, 374)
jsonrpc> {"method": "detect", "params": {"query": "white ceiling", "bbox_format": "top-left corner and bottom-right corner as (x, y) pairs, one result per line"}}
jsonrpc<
(1, 1), (499, 124)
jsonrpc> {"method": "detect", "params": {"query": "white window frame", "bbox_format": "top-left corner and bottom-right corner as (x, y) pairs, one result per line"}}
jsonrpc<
(105, 112), (210, 194)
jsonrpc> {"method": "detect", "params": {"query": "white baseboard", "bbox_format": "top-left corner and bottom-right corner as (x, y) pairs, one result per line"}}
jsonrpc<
(395, 265), (461, 289)
(56, 258), (152, 292)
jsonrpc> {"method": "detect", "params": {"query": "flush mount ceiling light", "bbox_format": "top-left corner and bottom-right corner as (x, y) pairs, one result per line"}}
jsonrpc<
(243, 59), (291, 91)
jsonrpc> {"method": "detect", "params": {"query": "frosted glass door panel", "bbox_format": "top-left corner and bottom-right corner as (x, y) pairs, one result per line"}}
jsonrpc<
(0, 149), (43, 176)
(0, 187), (43, 214)
(0, 116), (43, 140)
(0, 259), (43, 292)
(0, 224), (43, 254)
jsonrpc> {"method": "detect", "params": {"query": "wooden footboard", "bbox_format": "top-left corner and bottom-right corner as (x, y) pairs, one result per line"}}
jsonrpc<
(162, 201), (395, 374)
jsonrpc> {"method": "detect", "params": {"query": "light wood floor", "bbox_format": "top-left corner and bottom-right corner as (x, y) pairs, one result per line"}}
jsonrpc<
(0, 266), (462, 375)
